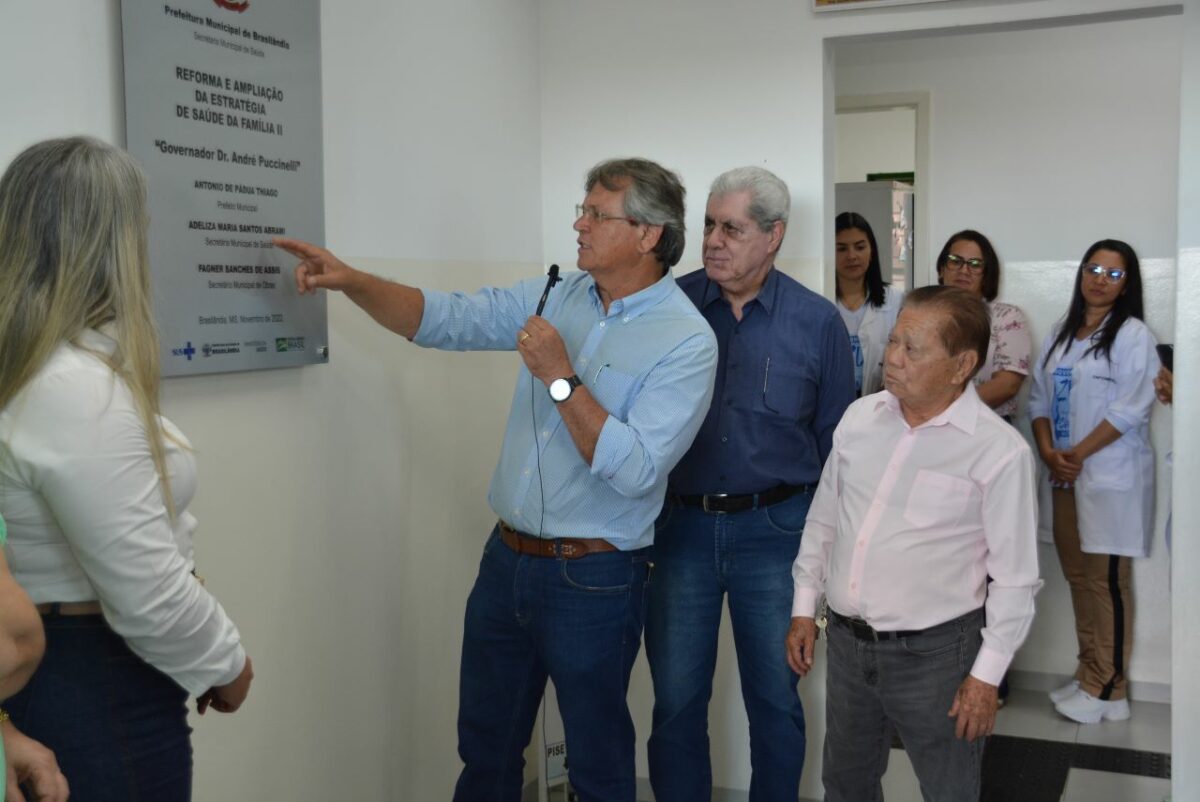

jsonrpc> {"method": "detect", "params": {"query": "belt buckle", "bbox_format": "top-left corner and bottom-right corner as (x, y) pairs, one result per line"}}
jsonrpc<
(702, 493), (728, 514)
(558, 541), (579, 558)
(850, 618), (878, 642)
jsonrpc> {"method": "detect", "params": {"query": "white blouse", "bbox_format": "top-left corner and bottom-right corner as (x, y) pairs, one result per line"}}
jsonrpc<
(0, 329), (245, 695)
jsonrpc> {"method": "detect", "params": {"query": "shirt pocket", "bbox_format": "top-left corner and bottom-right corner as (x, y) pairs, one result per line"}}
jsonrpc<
(902, 469), (974, 529)
(1080, 439), (1133, 491)
(588, 366), (639, 421)
(759, 360), (815, 421)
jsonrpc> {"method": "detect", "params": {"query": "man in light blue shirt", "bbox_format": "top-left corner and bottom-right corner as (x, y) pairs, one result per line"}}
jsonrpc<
(275, 158), (717, 802)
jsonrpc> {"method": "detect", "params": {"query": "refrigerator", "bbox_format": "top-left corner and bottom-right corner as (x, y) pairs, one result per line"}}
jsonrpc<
(835, 181), (915, 292)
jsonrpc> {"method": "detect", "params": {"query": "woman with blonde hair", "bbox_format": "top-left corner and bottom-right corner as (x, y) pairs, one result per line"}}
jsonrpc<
(0, 137), (253, 800)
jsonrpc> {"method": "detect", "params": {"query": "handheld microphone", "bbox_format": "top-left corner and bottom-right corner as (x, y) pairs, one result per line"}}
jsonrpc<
(535, 264), (561, 316)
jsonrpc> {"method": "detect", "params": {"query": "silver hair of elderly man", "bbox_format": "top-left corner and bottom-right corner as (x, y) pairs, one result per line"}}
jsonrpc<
(709, 166), (791, 232)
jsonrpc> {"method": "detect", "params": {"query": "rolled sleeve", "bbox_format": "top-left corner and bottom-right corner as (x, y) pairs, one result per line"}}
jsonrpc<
(413, 280), (538, 351)
(590, 332), (717, 498)
(991, 304), (1032, 376)
(1104, 324), (1158, 434)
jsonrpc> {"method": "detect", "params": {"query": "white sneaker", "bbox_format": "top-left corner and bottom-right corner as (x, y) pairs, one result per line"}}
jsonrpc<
(1054, 689), (1131, 724)
(1049, 679), (1081, 704)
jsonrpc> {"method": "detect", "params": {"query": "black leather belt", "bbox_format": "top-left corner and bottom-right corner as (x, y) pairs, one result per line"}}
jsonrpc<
(829, 609), (923, 642)
(671, 483), (811, 514)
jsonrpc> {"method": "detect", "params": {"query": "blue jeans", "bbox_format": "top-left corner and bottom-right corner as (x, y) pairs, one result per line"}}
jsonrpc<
(823, 607), (985, 802)
(6, 611), (193, 802)
(454, 527), (652, 802)
(644, 490), (811, 802)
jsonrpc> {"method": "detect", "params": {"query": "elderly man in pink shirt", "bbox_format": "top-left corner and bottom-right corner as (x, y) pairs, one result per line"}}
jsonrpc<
(787, 285), (1042, 802)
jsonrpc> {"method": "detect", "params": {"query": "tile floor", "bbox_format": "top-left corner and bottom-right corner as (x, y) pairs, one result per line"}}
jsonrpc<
(881, 689), (1172, 802)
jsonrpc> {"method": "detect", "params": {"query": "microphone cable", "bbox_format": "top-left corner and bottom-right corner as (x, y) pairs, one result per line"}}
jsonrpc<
(529, 265), (561, 538)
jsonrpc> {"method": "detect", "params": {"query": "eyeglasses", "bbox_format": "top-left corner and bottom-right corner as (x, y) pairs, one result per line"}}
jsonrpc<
(575, 204), (637, 225)
(1083, 263), (1126, 282)
(702, 218), (753, 242)
(944, 253), (985, 273)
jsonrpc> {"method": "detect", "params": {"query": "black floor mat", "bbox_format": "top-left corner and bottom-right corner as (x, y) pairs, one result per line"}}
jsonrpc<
(887, 732), (1170, 800)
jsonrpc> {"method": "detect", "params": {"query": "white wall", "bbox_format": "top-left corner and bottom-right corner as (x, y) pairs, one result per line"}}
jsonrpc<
(1172, 0), (1200, 796)
(835, 107), (916, 182)
(1, 1), (540, 799)
(835, 12), (1182, 693)
(835, 17), (1181, 268)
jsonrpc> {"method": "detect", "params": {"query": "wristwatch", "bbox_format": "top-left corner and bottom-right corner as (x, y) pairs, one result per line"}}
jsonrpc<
(548, 374), (583, 403)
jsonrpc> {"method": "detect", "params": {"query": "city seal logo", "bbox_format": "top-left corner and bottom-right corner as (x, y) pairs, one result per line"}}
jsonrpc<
(213, 0), (249, 12)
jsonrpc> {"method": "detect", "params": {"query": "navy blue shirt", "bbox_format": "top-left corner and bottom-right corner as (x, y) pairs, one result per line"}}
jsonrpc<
(669, 267), (855, 495)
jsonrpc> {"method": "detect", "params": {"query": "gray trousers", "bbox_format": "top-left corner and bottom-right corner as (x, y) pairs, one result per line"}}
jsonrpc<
(823, 608), (985, 802)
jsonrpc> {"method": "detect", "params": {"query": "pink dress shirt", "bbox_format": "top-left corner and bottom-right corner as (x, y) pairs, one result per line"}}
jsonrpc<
(791, 385), (1042, 685)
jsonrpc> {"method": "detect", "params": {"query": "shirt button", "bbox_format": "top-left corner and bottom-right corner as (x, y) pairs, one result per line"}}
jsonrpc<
(857, 540), (865, 548)
(542, 431), (549, 438)
(623, 316), (630, 323)
(514, 508), (521, 516)
(524, 469), (531, 476)
(721, 436), (728, 443)
(599, 322), (606, 328)
(580, 357), (588, 366)
(850, 581), (858, 590)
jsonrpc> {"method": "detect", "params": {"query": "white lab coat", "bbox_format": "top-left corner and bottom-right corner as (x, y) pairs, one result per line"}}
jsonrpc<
(856, 285), (903, 396)
(1028, 316), (1157, 556)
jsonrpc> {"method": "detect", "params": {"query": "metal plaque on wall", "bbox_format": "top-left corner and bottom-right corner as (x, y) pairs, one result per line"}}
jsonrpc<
(121, 0), (327, 376)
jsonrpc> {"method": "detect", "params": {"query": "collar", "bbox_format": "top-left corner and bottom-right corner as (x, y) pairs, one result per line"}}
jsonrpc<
(876, 383), (982, 435)
(588, 269), (677, 322)
(699, 265), (779, 313)
(76, 325), (119, 357)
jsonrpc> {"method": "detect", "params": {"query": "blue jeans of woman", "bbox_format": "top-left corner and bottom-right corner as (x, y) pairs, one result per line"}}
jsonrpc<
(6, 611), (192, 802)
(644, 490), (811, 802)
(453, 526), (651, 802)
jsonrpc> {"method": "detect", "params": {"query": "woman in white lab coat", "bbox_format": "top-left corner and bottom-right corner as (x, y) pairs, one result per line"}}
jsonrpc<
(1029, 239), (1157, 725)
(834, 212), (901, 396)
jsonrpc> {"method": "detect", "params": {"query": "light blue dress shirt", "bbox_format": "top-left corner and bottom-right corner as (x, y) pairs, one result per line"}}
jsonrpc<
(414, 270), (718, 550)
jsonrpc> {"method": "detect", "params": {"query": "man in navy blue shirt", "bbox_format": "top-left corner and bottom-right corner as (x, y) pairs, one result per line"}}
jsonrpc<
(645, 166), (855, 802)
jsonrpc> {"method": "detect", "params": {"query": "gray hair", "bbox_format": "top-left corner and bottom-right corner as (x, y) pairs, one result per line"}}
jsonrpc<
(709, 166), (790, 231)
(586, 158), (686, 269)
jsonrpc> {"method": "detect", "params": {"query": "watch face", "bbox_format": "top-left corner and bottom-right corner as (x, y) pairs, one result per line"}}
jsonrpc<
(549, 378), (571, 402)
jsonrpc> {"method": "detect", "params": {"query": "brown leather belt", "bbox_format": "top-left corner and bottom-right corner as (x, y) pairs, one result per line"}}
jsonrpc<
(36, 601), (102, 616)
(498, 521), (618, 559)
